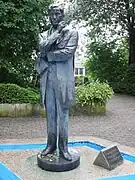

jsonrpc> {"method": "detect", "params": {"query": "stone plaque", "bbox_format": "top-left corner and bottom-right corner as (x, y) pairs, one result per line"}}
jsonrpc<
(93, 146), (123, 170)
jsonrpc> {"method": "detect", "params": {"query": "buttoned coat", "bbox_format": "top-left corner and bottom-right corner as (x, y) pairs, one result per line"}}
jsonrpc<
(36, 26), (78, 107)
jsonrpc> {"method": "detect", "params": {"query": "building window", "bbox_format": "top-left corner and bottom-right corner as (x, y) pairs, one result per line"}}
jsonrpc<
(79, 68), (83, 75)
(75, 68), (78, 75)
(75, 68), (85, 76)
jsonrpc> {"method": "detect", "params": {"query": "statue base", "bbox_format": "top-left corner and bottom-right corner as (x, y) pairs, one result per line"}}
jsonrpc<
(37, 148), (80, 172)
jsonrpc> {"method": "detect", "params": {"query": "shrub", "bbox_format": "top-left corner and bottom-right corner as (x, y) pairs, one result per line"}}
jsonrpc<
(0, 83), (113, 116)
(85, 40), (128, 93)
(126, 64), (135, 95)
(75, 76), (90, 86)
(76, 82), (113, 107)
(113, 64), (135, 95)
(0, 83), (39, 104)
(75, 76), (84, 86)
(0, 82), (113, 106)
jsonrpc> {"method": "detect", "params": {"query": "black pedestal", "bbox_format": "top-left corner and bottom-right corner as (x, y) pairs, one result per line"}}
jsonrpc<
(37, 149), (80, 172)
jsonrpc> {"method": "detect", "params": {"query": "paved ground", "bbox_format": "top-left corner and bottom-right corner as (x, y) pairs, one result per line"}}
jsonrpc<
(1, 138), (135, 180)
(0, 94), (135, 147)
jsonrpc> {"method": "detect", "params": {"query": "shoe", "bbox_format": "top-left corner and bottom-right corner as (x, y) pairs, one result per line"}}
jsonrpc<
(60, 150), (72, 161)
(41, 146), (56, 157)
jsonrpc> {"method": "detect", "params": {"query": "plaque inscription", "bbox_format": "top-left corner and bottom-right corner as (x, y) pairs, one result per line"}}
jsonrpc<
(93, 146), (123, 170)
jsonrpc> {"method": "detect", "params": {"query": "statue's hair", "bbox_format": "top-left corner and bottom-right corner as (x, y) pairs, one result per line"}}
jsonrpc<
(48, 4), (64, 16)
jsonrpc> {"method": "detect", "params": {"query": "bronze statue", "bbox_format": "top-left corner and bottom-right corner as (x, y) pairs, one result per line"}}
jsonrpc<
(36, 5), (78, 161)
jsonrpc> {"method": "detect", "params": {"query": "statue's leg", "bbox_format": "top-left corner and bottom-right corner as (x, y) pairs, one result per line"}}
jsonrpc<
(58, 103), (72, 161)
(41, 81), (57, 157)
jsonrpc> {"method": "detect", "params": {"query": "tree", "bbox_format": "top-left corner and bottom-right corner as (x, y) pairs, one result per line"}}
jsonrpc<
(0, 0), (52, 86)
(85, 39), (128, 92)
(71, 0), (135, 64)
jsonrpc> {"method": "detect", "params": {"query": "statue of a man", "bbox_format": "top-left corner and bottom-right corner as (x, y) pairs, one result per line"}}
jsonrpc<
(36, 5), (78, 161)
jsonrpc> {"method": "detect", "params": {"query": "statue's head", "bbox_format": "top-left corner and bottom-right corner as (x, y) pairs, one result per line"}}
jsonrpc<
(49, 5), (64, 28)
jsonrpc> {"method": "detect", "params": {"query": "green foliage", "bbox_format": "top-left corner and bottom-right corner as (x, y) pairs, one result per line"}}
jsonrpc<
(0, 82), (113, 107)
(0, 83), (39, 104)
(0, 0), (52, 87)
(72, 0), (134, 39)
(85, 40), (128, 92)
(71, 0), (135, 64)
(76, 82), (113, 107)
(0, 0), (52, 58)
(75, 76), (84, 86)
(126, 64), (135, 95)
(0, 82), (113, 115)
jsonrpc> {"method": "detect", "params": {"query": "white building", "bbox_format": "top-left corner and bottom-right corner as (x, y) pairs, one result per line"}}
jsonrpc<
(74, 25), (87, 76)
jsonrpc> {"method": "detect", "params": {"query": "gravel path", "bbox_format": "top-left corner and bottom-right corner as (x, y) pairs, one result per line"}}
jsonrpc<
(0, 94), (135, 147)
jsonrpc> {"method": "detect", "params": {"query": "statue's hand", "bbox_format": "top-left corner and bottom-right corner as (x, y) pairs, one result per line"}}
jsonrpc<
(57, 21), (66, 33)
(61, 27), (69, 34)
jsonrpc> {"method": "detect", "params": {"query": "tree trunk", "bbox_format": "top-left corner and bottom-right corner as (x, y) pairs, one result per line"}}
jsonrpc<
(129, 27), (135, 64)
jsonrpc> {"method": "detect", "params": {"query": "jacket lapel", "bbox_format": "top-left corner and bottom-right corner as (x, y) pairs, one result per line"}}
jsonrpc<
(56, 32), (64, 44)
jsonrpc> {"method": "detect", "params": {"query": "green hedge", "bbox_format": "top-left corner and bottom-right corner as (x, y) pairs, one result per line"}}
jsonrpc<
(0, 83), (113, 115)
(0, 83), (113, 105)
(126, 64), (135, 96)
(112, 64), (135, 95)
(0, 83), (39, 104)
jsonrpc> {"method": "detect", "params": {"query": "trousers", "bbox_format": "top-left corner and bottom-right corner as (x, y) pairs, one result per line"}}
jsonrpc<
(45, 65), (69, 152)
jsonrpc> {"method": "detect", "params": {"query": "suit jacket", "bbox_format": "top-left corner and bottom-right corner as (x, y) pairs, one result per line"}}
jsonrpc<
(36, 26), (79, 107)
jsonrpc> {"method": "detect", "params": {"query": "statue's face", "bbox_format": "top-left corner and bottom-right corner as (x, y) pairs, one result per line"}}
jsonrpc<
(49, 8), (64, 27)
